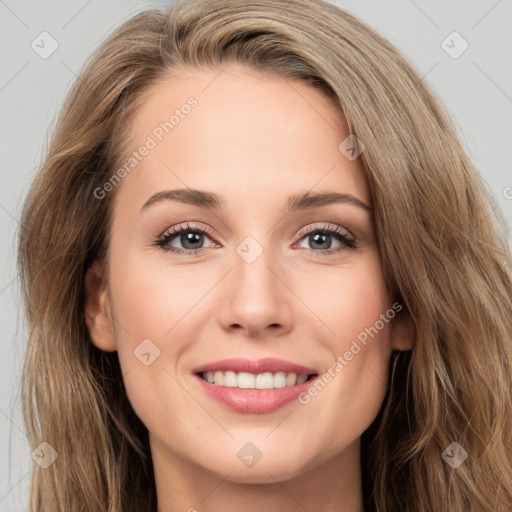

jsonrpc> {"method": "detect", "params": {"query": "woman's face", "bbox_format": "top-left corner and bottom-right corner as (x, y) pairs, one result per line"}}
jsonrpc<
(86, 63), (412, 485)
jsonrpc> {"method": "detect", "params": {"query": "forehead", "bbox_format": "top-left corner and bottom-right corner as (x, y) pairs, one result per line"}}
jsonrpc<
(113, 64), (370, 217)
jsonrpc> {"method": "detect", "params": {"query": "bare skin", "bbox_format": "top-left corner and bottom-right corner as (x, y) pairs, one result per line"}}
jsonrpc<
(85, 63), (414, 512)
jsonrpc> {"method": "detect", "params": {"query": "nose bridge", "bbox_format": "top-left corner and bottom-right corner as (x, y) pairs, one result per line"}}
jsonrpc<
(233, 234), (281, 308)
(218, 234), (292, 335)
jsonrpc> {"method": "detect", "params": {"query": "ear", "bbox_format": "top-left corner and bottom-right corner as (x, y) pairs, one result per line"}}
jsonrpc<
(390, 308), (415, 351)
(84, 261), (117, 352)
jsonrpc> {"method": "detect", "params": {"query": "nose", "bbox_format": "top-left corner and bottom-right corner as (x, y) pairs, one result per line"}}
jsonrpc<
(218, 243), (294, 339)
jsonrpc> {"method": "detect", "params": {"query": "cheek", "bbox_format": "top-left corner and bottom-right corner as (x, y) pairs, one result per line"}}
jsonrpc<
(108, 262), (198, 435)
(296, 254), (391, 350)
(105, 259), (188, 401)
(107, 256), (221, 419)
(297, 254), (393, 417)
(109, 254), (211, 345)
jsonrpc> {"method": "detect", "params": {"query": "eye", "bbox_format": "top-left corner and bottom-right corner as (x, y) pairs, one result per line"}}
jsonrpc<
(154, 222), (217, 256)
(294, 223), (357, 255)
(153, 222), (357, 257)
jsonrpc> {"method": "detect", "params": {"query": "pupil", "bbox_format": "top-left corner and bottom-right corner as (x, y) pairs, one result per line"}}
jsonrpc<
(182, 232), (203, 249)
(310, 233), (330, 250)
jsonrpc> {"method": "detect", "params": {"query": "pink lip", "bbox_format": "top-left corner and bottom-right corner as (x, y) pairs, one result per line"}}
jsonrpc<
(194, 374), (318, 413)
(192, 357), (319, 414)
(191, 357), (317, 375)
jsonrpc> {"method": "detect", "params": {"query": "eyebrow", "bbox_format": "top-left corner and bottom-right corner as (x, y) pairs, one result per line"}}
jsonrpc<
(140, 189), (372, 214)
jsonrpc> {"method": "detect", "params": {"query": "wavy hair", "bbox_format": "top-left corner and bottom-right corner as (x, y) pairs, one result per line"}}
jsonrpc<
(17, 0), (512, 510)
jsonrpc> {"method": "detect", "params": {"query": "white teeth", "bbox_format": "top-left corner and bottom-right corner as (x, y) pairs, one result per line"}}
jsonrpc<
(214, 371), (224, 386)
(201, 370), (312, 388)
(237, 372), (256, 388)
(255, 372), (274, 389)
(296, 374), (308, 385)
(273, 371), (287, 388)
(286, 372), (297, 386)
(223, 371), (237, 387)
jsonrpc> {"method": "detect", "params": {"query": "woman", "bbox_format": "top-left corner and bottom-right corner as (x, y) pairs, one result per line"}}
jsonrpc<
(17, 0), (512, 510)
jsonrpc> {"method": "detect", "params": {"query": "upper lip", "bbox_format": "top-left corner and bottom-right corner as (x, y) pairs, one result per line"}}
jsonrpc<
(192, 357), (318, 376)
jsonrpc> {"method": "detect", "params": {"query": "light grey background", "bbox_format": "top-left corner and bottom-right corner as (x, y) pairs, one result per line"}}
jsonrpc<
(1, 0), (511, 510)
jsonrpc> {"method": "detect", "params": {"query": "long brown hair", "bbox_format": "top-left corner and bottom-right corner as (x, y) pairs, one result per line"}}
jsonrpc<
(17, 0), (512, 510)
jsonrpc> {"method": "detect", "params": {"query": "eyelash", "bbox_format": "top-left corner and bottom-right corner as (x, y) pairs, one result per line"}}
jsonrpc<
(153, 222), (357, 257)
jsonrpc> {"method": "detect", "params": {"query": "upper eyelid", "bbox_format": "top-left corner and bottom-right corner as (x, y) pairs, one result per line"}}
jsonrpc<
(159, 222), (355, 245)
(297, 223), (354, 239)
(161, 222), (353, 237)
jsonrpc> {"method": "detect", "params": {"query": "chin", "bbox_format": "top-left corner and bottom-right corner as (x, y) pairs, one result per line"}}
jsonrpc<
(197, 447), (317, 485)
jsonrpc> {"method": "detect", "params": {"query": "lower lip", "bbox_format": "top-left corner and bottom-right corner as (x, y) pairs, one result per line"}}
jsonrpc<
(194, 374), (318, 413)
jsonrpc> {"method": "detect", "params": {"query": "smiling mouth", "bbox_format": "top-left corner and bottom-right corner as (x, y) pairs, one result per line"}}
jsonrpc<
(197, 370), (318, 389)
